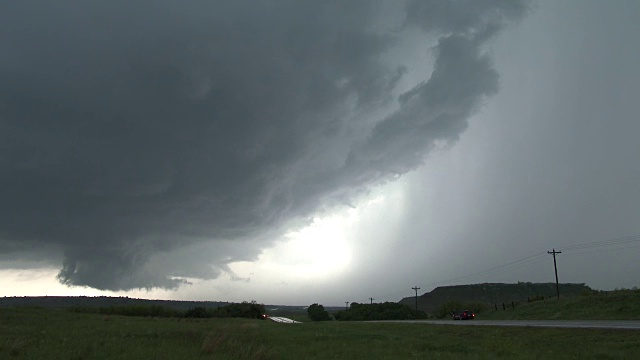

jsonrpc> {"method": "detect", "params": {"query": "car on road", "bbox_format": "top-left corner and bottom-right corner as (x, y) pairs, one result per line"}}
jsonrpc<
(452, 310), (475, 320)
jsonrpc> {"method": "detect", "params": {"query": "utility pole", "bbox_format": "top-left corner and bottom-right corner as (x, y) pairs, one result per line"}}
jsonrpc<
(345, 301), (349, 310)
(369, 297), (374, 305)
(412, 286), (420, 312)
(548, 249), (562, 299)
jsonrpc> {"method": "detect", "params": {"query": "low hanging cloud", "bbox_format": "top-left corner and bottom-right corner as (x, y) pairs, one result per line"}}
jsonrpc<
(0, 1), (528, 290)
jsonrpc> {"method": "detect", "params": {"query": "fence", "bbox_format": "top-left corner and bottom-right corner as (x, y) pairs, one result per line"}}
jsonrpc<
(491, 290), (614, 311)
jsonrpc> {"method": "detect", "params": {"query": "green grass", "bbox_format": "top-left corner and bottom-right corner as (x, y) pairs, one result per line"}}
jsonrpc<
(481, 289), (640, 320)
(2, 307), (640, 359)
(0, 307), (270, 359)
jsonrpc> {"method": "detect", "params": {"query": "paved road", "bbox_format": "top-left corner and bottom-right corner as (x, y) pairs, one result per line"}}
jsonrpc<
(268, 316), (301, 324)
(375, 319), (640, 330)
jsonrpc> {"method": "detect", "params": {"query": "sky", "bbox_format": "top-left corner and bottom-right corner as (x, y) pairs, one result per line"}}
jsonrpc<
(1, 0), (639, 306)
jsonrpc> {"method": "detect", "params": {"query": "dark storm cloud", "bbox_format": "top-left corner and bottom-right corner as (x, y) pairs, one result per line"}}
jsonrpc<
(406, 0), (528, 35)
(0, 1), (527, 290)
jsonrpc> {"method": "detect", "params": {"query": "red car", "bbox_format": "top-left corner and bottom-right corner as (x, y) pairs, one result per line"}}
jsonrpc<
(452, 310), (475, 320)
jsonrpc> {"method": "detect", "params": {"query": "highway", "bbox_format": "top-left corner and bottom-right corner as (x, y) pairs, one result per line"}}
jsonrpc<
(375, 319), (640, 330)
(268, 316), (301, 324)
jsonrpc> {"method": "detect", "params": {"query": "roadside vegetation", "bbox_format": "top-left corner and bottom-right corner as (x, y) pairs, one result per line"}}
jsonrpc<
(333, 302), (428, 321)
(480, 288), (640, 320)
(306, 303), (331, 321)
(399, 282), (590, 313)
(69, 301), (266, 319)
(2, 306), (639, 359)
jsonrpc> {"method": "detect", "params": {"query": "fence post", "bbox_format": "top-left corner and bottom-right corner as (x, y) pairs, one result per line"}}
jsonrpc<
(502, 303), (505, 310)
(511, 301), (514, 309)
(494, 304), (498, 311)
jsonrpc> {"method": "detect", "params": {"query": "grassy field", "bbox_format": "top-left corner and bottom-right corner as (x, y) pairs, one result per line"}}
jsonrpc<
(480, 289), (640, 320)
(2, 307), (640, 359)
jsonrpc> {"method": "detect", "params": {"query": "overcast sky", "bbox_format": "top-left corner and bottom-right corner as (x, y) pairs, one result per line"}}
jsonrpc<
(2, 0), (639, 306)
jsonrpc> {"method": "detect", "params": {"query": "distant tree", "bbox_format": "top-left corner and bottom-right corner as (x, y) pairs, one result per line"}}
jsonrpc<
(185, 306), (210, 318)
(307, 303), (331, 321)
(184, 302), (266, 319)
(334, 302), (427, 321)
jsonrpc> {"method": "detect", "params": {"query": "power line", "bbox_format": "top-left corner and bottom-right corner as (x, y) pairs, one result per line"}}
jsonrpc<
(454, 254), (549, 283)
(376, 288), (414, 302)
(563, 243), (640, 257)
(425, 252), (548, 287)
(370, 233), (640, 304)
(423, 233), (640, 289)
(558, 234), (640, 252)
(374, 253), (549, 303)
(492, 255), (549, 273)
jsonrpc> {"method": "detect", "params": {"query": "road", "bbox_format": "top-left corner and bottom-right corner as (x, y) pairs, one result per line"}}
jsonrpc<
(374, 319), (640, 330)
(268, 316), (301, 324)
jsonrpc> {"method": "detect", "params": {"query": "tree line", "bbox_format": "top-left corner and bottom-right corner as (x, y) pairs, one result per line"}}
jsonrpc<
(70, 301), (266, 319)
(308, 302), (428, 321)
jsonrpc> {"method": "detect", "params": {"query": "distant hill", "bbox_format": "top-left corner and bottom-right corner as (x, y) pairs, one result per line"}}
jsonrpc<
(0, 296), (339, 315)
(399, 282), (592, 313)
(0, 296), (231, 310)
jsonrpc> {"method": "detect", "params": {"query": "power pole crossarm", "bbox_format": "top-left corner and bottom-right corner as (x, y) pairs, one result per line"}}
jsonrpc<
(548, 249), (562, 299)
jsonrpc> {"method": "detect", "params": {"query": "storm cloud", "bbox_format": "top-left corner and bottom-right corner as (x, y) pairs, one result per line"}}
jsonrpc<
(1, 1), (528, 290)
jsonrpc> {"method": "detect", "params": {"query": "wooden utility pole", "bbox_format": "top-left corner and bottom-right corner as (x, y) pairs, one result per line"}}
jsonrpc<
(412, 286), (420, 312)
(369, 297), (374, 305)
(548, 249), (562, 299)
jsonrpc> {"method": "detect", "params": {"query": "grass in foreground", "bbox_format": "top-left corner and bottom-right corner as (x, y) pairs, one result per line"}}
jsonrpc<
(1, 307), (640, 359)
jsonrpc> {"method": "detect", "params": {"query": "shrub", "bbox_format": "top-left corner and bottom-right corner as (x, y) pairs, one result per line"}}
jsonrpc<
(307, 303), (331, 321)
(214, 302), (266, 319)
(186, 302), (266, 319)
(334, 302), (427, 321)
